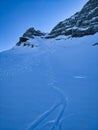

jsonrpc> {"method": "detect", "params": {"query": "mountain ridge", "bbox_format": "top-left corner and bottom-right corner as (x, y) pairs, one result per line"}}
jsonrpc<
(16, 0), (98, 47)
(47, 0), (98, 38)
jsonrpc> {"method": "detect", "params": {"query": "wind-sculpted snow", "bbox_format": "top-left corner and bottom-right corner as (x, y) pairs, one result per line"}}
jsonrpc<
(0, 33), (98, 130)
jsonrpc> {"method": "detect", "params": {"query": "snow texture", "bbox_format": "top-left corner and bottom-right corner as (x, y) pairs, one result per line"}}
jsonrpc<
(0, 33), (98, 130)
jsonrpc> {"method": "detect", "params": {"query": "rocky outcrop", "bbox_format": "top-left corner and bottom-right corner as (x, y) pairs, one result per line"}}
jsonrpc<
(16, 37), (29, 46)
(47, 0), (98, 38)
(16, 28), (45, 47)
(23, 27), (45, 38)
(92, 42), (98, 46)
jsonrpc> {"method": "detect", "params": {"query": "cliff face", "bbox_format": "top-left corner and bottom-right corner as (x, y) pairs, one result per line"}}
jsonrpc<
(47, 0), (98, 38)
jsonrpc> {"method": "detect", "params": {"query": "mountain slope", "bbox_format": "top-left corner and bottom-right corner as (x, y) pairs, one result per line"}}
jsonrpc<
(0, 33), (98, 130)
(0, 0), (98, 129)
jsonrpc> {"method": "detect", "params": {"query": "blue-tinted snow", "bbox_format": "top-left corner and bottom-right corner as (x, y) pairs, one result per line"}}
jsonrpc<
(0, 33), (98, 130)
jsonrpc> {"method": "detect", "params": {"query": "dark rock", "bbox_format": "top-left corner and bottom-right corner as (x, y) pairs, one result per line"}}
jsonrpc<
(16, 42), (21, 46)
(23, 43), (30, 47)
(20, 37), (29, 42)
(23, 27), (45, 38)
(31, 44), (34, 48)
(16, 37), (29, 46)
(92, 42), (98, 46)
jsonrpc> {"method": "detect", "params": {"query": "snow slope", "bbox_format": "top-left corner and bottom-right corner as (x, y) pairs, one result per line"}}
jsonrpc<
(0, 33), (98, 130)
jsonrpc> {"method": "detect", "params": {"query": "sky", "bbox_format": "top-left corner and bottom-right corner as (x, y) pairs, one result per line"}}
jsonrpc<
(0, 0), (88, 51)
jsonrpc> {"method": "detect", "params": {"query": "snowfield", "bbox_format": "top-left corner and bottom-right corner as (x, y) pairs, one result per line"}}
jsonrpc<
(0, 33), (98, 130)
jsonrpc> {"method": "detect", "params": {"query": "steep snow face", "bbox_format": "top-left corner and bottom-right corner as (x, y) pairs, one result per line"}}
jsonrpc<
(47, 0), (98, 38)
(0, 33), (98, 130)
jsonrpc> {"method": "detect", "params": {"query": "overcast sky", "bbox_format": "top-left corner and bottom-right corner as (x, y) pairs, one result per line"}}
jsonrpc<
(0, 0), (88, 51)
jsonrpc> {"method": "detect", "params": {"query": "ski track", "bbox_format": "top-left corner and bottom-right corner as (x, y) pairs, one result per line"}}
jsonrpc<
(26, 46), (68, 130)
(26, 103), (60, 130)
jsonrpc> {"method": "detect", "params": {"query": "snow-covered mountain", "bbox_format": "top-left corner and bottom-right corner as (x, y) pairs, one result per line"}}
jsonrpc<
(0, 0), (98, 130)
(47, 0), (98, 38)
(15, 0), (98, 48)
